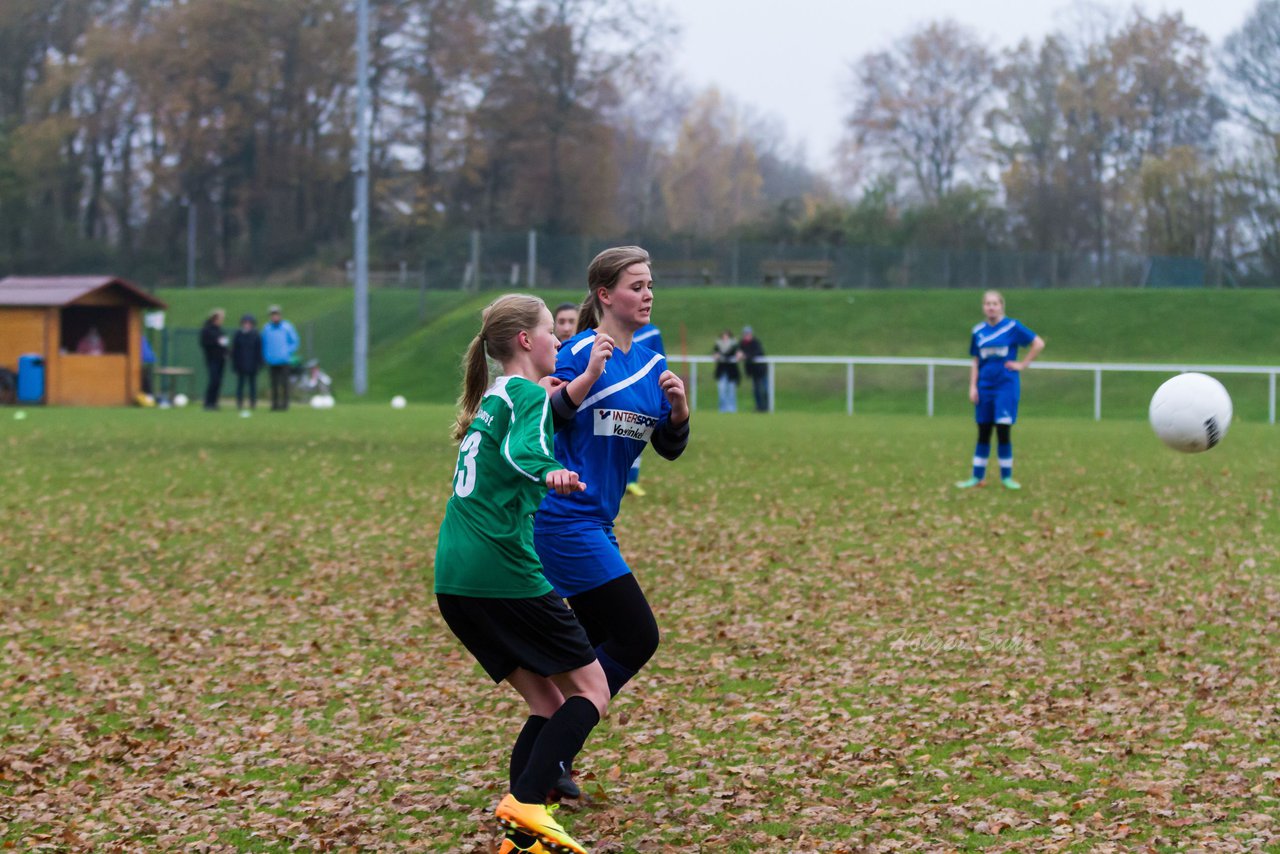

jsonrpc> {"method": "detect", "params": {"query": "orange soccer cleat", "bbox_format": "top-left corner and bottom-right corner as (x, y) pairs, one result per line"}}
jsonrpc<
(495, 794), (589, 854)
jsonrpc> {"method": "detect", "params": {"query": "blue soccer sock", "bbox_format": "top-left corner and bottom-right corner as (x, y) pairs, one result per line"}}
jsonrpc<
(595, 647), (638, 697)
(998, 442), (1013, 480)
(972, 442), (990, 481)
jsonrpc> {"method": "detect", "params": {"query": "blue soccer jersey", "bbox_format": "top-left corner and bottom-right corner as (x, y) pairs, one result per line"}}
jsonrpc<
(536, 330), (672, 526)
(970, 318), (1037, 389)
(632, 323), (665, 356)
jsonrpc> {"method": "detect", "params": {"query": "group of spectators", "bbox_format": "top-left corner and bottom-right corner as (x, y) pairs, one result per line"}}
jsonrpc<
(199, 305), (299, 412)
(712, 325), (768, 413)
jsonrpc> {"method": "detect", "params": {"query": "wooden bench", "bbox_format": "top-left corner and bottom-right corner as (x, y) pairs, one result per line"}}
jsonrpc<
(656, 259), (715, 285)
(761, 258), (834, 288)
(154, 366), (195, 400)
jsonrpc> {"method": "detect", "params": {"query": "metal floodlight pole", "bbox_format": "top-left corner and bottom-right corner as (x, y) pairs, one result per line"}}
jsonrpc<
(352, 0), (371, 396)
(183, 195), (196, 289)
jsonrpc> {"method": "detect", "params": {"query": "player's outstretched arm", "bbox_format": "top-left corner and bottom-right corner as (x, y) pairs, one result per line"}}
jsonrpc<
(503, 383), (566, 482)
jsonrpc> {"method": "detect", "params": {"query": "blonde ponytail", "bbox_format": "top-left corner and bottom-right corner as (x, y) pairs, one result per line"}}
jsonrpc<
(451, 294), (548, 441)
(452, 334), (490, 441)
(575, 291), (600, 334)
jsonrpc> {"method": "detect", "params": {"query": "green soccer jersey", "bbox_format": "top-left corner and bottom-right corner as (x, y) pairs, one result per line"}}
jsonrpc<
(433, 376), (561, 598)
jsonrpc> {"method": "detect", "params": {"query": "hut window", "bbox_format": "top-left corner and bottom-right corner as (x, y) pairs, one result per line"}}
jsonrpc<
(62, 306), (127, 354)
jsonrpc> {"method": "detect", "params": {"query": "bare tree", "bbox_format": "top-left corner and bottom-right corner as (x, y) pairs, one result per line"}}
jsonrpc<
(844, 20), (995, 202)
(1220, 1), (1280, 279)
(465, 0), (674, 234)
(1221, 0), (1280, 134)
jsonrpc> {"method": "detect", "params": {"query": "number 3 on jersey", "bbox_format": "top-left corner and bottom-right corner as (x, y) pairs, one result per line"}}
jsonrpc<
(453, 432), (482, 497)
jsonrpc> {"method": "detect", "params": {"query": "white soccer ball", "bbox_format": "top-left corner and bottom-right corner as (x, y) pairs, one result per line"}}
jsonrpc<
(1149, 372), (1232, 453)
(390, 395), (407, 409)
(173, 393), (189, 408)
(321, 394), (336, 409)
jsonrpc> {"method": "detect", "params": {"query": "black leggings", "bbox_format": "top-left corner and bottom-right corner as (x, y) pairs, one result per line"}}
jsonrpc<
(567, 573), (659, 676)
(977, 423), (1012, 444)
(235, 371), (258, 408)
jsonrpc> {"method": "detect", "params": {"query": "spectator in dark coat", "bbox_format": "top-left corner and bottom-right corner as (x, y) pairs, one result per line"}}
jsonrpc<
(199, 309), (229, 411)
(739, 325), (768, 412)
(231, 314), (264, 411)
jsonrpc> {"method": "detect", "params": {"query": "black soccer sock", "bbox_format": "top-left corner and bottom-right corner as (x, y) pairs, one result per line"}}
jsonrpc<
(509, 715), (547, 790)
(510, 696), (600, 804)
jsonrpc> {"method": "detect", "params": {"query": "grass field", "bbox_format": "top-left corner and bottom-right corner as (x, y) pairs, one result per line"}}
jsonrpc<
(2, 406), (1277, 851)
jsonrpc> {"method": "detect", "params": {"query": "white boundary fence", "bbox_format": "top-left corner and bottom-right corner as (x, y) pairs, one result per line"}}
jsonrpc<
(667, 355), (1280, 424)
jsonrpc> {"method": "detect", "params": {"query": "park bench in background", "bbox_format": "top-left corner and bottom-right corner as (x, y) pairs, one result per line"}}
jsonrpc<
(761, 258), (834, 288)
(656, 259), (715, 285)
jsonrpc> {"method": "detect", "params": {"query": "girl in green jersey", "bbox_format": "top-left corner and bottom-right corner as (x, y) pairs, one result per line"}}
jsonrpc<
(434, 294), (613, 854)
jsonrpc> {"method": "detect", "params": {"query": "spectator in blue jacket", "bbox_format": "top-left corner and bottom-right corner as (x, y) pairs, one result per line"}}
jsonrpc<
(261, 305), (299, 411)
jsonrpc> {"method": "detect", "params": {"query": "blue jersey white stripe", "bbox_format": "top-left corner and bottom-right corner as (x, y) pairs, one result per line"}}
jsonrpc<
(970, 317), (1036, 388)
(536, 330), (672, 527)
(581, 353), (665, 409)
(569, 333), (596, 356)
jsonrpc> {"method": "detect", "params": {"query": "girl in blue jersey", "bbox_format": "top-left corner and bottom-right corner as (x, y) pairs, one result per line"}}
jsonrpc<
(535, 246), (690, 713)
(956, 290), (1045, 490)
(624, 321), (665, 497)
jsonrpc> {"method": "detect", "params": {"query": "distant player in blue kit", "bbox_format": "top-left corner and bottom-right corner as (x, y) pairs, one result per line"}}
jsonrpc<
(534, 246), (690, 798)
(624, 321), (664, 497)
(956, 290), (1045, 490)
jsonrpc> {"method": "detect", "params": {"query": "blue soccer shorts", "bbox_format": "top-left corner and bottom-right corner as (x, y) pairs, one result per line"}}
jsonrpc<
(533, 519), (632, 598)
(975, 384), (1020, 425)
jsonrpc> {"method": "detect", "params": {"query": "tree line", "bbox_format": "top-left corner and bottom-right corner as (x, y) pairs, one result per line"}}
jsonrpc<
(1, 0), (1277, 285)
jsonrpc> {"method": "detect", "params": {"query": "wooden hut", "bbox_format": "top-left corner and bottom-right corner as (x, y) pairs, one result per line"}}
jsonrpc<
(0, 276), (166, 406)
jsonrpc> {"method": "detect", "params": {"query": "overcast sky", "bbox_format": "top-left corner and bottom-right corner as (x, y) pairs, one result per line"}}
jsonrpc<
(672, 0), (1260, 171)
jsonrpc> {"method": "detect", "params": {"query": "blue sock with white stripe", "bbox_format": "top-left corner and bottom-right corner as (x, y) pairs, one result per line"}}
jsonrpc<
(998, 443), (1013, 480)
(972, 442), (990, 481)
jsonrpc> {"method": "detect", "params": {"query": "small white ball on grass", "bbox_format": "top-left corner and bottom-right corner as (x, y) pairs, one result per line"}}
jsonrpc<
(173, 393), (189, 408)
(391, 395), (407, 409)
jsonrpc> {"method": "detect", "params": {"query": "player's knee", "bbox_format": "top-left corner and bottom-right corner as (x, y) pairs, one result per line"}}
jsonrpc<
(573, 664), (611, 717)
(627, 622), (660, 668)
(583, 683), (610, 718)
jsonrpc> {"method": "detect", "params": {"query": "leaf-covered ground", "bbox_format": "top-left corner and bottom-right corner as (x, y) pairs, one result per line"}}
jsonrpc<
(2, 407), (1277, 852)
